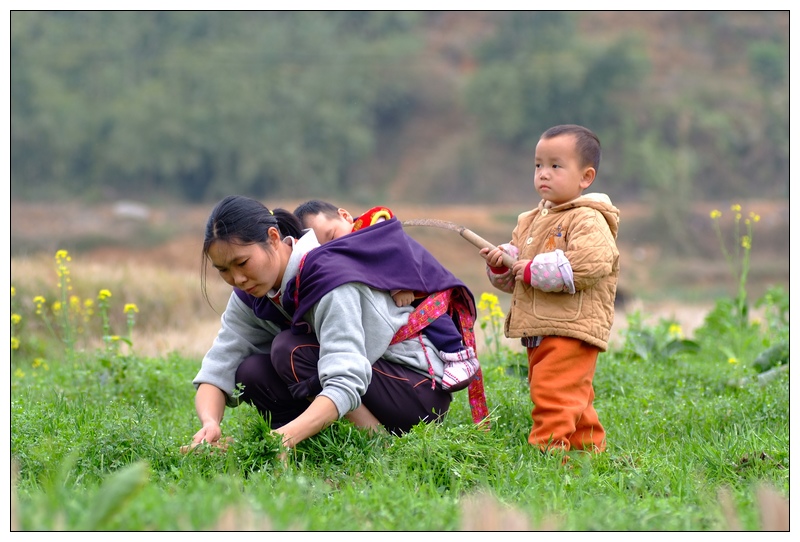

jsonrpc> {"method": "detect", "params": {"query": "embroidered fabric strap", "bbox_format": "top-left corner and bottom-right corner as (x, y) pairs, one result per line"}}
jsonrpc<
(391, 289), (490, 427)
(293, 252), (308, 310)
(390, 290), (450, 391)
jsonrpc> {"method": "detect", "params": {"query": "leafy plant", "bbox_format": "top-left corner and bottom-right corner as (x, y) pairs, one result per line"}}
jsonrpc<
(476, 292), (526, 376)
(11, 250), (140, 391)
(698, 205), (764, 365)
(619, 311), (700, 363)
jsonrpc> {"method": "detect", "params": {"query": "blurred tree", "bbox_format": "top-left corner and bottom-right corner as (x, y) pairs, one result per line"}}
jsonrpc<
(9, 11), (789, 209)
(10, 11), (424, 202)
(463, 11), (649, 153)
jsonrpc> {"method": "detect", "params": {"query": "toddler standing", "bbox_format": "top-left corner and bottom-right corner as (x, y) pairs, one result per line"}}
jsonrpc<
(481, 124), (619, 453)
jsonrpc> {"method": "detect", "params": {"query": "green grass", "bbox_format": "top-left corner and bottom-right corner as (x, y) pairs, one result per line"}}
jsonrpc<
(10, 292), (789, 531)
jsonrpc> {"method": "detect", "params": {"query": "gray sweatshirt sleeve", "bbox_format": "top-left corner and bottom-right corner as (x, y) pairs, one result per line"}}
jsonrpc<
(192, 292), (282, 406)
(308, 283), (446, 418)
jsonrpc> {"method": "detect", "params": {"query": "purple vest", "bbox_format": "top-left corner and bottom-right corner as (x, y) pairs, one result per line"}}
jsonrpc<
(285, 217), (475, 325)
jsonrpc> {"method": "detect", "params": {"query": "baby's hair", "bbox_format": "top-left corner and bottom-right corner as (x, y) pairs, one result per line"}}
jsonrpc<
(201, 195), (303, 306)
(293, 199), (340, 227)
(541, 124), (601, 173)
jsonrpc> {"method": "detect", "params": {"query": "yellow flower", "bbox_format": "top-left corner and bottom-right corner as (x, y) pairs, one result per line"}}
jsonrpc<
(55, 249), (70, 261)
(751, 213), (761, 222)
(98, 289), (112, 300)
(33, 295), (46, 315)
(11, 337), (20, 350)
(110, 335), (121, 342)
(84, 299), (94, 308)
(11, 313), (21, 325)
(124, 303), (139, 314)
(52, 301), (62, 313)
(730, 204), (741, 212)
(477, 292), (499, 311)
(14, 368), (25, 379)
(710, 209), (721, 219)
(11, 286), (16, 297)
(728, 357), (738, 364)
(668, 323), (683, 339)
(741, 236), (751, 250)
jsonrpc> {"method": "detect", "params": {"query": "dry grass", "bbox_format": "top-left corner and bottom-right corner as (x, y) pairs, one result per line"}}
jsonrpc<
(9, 199), (789, 358)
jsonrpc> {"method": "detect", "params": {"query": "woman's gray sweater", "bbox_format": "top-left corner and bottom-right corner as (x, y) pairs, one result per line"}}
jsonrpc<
(192, 230), (446, 417)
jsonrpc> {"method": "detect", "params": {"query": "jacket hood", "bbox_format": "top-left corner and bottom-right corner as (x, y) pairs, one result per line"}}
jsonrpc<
(543, 192), (620, 239)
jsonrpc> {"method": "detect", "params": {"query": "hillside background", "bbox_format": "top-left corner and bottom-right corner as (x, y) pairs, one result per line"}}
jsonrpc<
(9, 11), (789, 356)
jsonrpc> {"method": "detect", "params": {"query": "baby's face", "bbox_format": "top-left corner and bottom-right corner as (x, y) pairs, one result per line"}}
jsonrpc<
(304, 210), (354, 244)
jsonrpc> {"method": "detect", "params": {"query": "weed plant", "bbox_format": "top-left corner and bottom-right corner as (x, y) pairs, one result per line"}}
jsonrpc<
(10, 210), (789, 531)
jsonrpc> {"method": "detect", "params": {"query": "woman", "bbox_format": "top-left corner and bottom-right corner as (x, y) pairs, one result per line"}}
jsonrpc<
(191, 195), (487, 451)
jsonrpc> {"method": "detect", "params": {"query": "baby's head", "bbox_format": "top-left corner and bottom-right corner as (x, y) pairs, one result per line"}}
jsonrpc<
(293, 200), (354, 243)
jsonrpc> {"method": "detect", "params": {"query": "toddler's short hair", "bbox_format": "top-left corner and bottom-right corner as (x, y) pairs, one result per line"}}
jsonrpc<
(541, 124), (601, 172)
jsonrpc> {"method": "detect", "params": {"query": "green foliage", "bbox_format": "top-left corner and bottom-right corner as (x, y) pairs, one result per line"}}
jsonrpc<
(751, 341), (788, 373)
(10, 244), (789, 530)
(747, 40), (788, 89)
(619, 311), (700, 363)
(464, 12), (649, 149)
(230, 411), (284, 475)
(78, 461), (151, 530)
(382, 421), (497, 494)
(754, 284), (789, 333)
(10, 11), (423, 202)
(695, 206), (780, 367)
(11, 313), (788, 530)
(10, 12), (789, 207)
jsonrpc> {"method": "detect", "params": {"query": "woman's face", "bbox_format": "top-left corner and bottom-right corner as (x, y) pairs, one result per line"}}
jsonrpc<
(207, 231), (285, 297)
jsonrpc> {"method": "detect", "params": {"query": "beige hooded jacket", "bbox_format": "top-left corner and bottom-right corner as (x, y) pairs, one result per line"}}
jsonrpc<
(497, 193), (620, 351)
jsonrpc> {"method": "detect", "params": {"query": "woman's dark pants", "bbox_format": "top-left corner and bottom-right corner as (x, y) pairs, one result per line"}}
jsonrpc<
(234, 330), (452, 435)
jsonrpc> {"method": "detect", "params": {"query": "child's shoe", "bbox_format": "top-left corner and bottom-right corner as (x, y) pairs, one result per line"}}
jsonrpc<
(440, 347), (480, 391)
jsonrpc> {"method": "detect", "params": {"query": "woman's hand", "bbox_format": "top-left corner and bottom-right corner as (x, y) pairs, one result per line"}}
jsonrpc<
(182, 383), (228, 452)
(273, 395), (340, 450)
(192, 422), (222, 446)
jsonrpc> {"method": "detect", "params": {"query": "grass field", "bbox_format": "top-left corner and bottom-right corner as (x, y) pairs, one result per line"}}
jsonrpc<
(8, 199), (790, 531)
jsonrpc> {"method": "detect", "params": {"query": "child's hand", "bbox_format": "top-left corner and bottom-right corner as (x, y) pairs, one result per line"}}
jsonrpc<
(481, 244), (518, 270)
(513, 259), (532, 282)
(392, 290), (415, 307)
(482, 247), (507, 269)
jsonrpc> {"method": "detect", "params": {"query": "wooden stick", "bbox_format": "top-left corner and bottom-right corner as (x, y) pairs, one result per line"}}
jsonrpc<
(402, 218), (517, 269)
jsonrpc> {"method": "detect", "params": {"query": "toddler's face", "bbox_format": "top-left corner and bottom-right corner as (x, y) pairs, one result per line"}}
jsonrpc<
(304, 210), (354, 244)
(534, 134), (595, 205)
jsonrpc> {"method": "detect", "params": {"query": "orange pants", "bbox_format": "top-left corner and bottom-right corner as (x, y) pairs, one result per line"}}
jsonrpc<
(527, 336), (606, 452)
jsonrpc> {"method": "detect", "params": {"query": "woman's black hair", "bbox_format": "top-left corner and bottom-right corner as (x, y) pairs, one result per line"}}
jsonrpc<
(200, 195), (303, 306)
